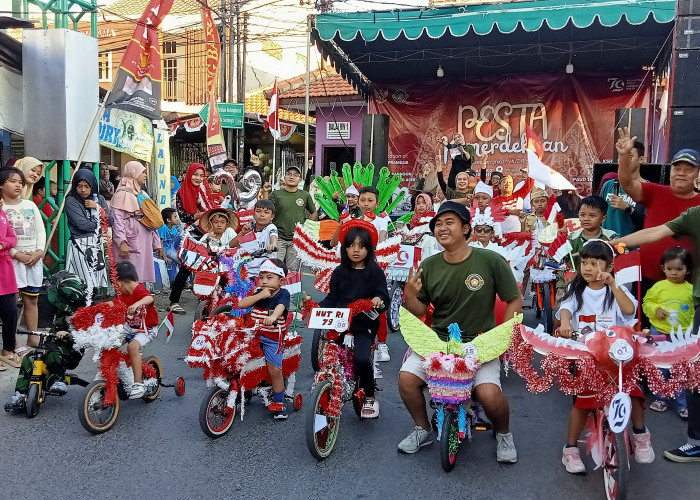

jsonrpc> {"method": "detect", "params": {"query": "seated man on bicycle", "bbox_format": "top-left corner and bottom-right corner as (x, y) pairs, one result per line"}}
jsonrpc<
(238, 258), (290, 419)
(399, 202), (523, 462)
(6, 272), (87, 409)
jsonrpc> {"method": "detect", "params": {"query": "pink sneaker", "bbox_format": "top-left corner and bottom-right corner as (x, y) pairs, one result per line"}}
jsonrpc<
(632, 431), (655, 464)
(562, 446), (586, 473)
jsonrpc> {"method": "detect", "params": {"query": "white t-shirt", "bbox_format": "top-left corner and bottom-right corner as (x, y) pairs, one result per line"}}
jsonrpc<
(245, 223), (279, 277)
(199, 227), (237, 251)
(370, 215), (390, 238)
(556, 285), (637, 335)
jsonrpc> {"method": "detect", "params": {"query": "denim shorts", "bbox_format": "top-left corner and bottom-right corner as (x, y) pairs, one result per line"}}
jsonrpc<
(260, 335), (283, 369)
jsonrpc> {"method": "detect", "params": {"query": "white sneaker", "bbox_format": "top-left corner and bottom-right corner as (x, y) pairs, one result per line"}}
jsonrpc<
(376, 343), (390, 362)
(398, 425), (434, 454)
(496, 432), (518, 463)
(374, 362), (383, 379)
(129, 382), (146, 399)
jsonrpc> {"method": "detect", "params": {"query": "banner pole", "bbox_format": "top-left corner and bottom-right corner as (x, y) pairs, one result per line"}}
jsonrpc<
(43, 78), (117, 255)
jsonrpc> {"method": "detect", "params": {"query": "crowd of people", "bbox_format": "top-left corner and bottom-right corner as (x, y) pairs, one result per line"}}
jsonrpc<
(1, 125), (700, 466)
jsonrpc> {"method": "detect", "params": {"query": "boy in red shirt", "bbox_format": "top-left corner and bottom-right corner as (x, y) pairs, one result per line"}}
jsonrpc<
(113, 262), (160, 399)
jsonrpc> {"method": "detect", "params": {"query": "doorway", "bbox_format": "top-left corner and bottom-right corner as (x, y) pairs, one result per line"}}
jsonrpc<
(322, 146), (355, 177)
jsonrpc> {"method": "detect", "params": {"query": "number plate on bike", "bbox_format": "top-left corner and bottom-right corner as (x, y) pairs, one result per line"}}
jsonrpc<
(308, 308), (351, 331)
(608, 392), (631, 434)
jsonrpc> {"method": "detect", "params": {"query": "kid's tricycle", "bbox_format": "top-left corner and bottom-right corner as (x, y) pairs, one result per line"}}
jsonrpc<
(70, 303), (185, 434)
(187, 305), (303, 439)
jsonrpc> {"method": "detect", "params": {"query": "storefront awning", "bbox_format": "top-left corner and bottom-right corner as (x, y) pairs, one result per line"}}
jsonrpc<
(313, 0), (676, 95)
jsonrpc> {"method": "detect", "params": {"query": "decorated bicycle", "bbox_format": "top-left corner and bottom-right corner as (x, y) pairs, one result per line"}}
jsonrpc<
(399, 307), (523, 471)
(303, 299), (384, 460)
(70, 301), (185, 434)
(186, 259), (303, 439)
(510, 323), (700, 500)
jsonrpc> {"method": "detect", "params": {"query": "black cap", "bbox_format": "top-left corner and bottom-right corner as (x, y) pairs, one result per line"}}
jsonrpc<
(465, 169), (477, 176)
(429, 201), (471, 233)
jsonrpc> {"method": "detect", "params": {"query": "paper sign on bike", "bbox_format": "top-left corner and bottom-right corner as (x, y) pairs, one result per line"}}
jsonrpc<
(308, 308), (351, 332)
(608, 392), (631, 433)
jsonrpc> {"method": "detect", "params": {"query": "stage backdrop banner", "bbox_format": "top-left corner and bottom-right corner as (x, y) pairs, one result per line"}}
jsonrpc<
(370, 73), (650, 195)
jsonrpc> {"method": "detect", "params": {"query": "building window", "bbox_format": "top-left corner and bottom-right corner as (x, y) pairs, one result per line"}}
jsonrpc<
(98, 51), (112, 82)
(262, 40), (283, 61)
(164, 58), (178, 101)
(163, 41), (177, 54)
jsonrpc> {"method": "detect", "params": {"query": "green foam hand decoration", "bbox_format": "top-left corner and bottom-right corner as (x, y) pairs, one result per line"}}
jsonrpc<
(341, 163), (353, 188)
(315, 192), (339, 220)
(329, 171), (345, 204)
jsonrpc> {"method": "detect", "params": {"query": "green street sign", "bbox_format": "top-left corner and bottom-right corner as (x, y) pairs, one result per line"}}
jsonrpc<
(200, 102), (245, 129)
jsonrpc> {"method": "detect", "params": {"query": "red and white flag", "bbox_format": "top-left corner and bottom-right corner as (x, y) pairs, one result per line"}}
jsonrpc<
(525, 125), (576, 191)
(283, 271), (302, 295)
(547, 233), (573, 263)
(264, 80), (281, 140)
(159, 310), (175, 343)
(614, 250), (642, 286)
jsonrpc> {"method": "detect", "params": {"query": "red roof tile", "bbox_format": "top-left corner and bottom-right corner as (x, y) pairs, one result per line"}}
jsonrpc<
(275, 69), (360, 99)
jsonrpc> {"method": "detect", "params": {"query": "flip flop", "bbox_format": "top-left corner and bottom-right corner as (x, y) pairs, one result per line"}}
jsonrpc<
(14, 346), (31, 357)
(650, 400), (668, 412)
(0, 362), (7, 371)
(0, 352), (22, 368)
(361, 399), (379, 419)
(169, 303), (186, 315)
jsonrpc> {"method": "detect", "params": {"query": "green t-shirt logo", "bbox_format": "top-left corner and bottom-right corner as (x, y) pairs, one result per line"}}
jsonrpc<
(465, 273), (484, 291)
(295, 198), (304, 206)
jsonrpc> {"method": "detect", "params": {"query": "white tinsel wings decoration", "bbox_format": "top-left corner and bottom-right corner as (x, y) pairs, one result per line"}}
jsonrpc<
(293, 223), (400, 293)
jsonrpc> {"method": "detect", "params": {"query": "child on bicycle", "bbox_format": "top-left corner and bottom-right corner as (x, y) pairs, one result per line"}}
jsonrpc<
(237, 258), (290, 419)
(555, 239), (654, 473)
(198, 208), (238, 251)
(642, 246), (694, 418)
(315, 219), (389, 419)
(112, 262), (159, 399)
(231, 199), (278, 278)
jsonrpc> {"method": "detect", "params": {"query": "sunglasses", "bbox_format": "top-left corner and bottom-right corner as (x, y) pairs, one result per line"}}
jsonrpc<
(474, 226), (493, 233)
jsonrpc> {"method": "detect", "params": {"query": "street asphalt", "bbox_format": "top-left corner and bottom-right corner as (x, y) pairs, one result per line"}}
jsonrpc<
(0, 274), (696, 500)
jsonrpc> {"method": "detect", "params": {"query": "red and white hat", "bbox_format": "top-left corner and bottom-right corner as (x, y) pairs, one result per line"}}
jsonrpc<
(338, 218), (378, 246)
(259, 259), (286, 277)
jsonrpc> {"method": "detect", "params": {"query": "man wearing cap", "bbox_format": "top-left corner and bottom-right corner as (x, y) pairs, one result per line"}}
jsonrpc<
(398, 201), (523, 462)
(599, 141), (646, 237)
(616, 127), (700, 290)
(266, 165), (318, 269)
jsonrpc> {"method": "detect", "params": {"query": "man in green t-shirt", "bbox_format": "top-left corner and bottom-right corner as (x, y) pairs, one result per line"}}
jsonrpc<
(265, 166), (317, 270)
(398, 201), (523, 463)
(612, 204), (700, 463)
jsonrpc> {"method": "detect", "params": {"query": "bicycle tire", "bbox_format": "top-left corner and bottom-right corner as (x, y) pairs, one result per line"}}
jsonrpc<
(210, 304), (233, 317)
(603, 427), (629, 500)
(79, 380), (119, 434)
(310, 329), (325, 372)
(142, 356), (162, 402)
(388, 281), (404, 332)
(195, 300), (211, 322)
(199, 386), (235, 438)
(440, 409), (461, 472)
(306, 380), (340, 460)
(25, 383), (40, 419)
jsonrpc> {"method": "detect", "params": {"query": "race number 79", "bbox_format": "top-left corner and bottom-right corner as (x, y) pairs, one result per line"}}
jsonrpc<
(608, 392), (631, 433)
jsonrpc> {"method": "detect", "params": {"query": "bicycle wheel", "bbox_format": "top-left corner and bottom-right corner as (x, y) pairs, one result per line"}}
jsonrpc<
(25, 383), (40, 419)
(79, 381), (119, 434)
(306, 380), (340, 460)
(388, 281), (404, 332)
(142, 356), (162, 402)
(199, 387), (235, 438)
(603, 427), (629, 500)
(310, 329), (326, 372)
(195, 301), (211, 322)
(440, 408), (461, 472)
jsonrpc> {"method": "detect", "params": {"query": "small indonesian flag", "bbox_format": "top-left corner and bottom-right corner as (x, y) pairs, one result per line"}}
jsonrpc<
(283, 271), (302, 295)
(525, 125), (576, 191)
(547, 233), (573, 263)
(264, 80), (281, 140)
(160, 310), (175, 343)
(614, 250), (642, 286)
(238, 230), (259, 254)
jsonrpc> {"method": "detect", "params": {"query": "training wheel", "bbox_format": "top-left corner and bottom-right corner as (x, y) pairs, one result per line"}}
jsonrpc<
(294, 393), (303, 411)
(175, 377), (186, 397)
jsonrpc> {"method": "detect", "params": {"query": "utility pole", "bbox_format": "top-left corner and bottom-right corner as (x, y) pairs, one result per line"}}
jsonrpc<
(234, 0), (243, 166)
(238, 12), (248, 168)
(227, 0), (236, 157)
(220, 1), (227, 106)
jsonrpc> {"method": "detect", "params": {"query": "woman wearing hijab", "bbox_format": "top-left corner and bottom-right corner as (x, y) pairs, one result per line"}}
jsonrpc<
(168, 163), (213, 314)
(15, 157), (45, 200)
(64, 168), (110, 300)
(111, 161), (162, 284)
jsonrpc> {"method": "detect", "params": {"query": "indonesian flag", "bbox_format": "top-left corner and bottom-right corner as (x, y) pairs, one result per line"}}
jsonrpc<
(614, 250), (642, 286)
(238, 230), (259, 254)
(525, 125), (576, 191)
(159, 311), (175, 343)
(545, 194), (562, 223)
(264, 80), (281, 140)
(547, 233), (573, 263)
(283, 271), (302, 296)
